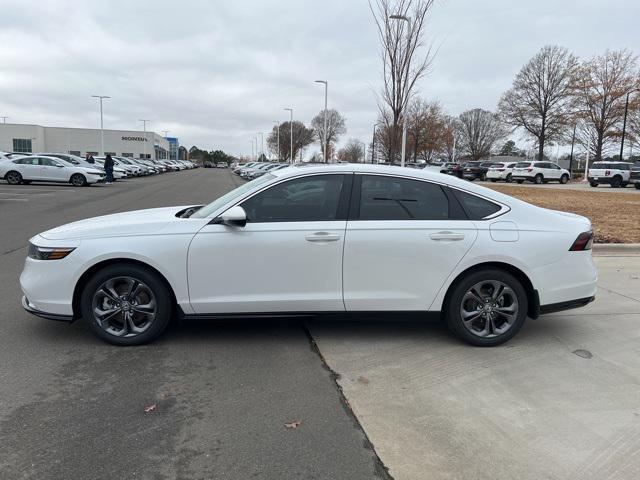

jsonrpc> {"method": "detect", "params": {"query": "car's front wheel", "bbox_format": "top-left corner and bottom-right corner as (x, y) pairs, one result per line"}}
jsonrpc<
(445, 268), (528, 347)
(560, 174), (569, 184)
(5, 170), (23, 185)
(80, 264), (173, 346)
(534, 174), (543, 184)
(71, 173), (87, 187)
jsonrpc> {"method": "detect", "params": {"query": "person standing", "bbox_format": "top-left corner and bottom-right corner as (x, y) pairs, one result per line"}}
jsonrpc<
(85, 153), (95, 164)
(104, 154), (114, 184)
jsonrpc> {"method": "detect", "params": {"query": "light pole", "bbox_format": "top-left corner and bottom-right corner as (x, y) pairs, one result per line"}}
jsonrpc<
(274, 121), (280, 161)
(372, 123), (383, 164)
(250, 140), (254, 162)
(162, 130), (170, 159)
(259, 132), (264, 161)
(315, 80), (328, 163)
(568, 123), (577, 175)
(91, 95), (110, 156)
(0, 116), (8, 124)
(284, 108), (293, 163)
(619, 88), (640, 161)
(389, 14), (411, 167)
(139, 119), (150, 159)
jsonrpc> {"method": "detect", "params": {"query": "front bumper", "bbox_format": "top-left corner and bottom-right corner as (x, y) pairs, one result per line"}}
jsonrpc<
(22, 296), (73, 322)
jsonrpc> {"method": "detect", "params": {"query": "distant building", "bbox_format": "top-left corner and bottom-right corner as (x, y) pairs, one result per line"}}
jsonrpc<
(0, 123), (177, 160)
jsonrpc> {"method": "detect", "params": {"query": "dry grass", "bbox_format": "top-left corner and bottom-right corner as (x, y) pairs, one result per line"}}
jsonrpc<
(486, 185), (640, 244)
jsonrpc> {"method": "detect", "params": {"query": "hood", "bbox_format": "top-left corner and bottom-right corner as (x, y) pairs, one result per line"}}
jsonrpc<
(39, 206), (201, 241)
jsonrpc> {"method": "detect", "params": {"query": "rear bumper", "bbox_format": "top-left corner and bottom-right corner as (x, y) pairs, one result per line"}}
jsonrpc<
(540, 296), (595, 315)
(22, 296), (73, 322)
(588, 176), (621, 185)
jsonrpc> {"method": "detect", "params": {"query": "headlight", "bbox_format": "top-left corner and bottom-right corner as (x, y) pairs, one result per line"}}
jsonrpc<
(28, 243), (75, 260)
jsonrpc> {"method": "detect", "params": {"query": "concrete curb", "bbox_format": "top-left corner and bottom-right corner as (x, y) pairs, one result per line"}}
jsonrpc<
(593, 243), (640, 256)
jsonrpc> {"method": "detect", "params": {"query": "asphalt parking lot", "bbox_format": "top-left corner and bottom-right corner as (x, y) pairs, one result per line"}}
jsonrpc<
(1, 169), (639, 480)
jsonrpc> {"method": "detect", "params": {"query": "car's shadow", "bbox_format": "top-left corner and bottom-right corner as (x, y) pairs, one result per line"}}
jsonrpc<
(28, 311), (577, 349)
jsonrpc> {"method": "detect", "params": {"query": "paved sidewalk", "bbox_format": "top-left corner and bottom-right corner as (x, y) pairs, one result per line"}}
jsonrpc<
(309, 256), (640, 480)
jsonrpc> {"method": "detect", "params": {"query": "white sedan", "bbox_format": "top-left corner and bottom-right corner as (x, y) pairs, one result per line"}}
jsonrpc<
(1, 155), (105, 186)
(20, 165), (597, 346)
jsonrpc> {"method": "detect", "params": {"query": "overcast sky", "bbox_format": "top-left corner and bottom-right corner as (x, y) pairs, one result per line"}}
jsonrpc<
(0, 0), (638, 157)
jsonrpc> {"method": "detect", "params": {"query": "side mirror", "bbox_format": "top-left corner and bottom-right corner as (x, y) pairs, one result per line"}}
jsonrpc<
(218, 206), (247, 227)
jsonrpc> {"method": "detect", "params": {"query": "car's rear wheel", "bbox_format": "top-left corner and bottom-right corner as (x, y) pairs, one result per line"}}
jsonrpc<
(589, 181), (598, 187)
(6, 171), (23, 185)
(534, 174), (543, 184)
(506, 173), (513, 183)
(80, 264), (172, 346)
(445, 269), (528, 347)
(560, 174), (569, 184)
(611, 176), (622, 188)
(635, 184), (640, 190)
(71, 173), (87, 187)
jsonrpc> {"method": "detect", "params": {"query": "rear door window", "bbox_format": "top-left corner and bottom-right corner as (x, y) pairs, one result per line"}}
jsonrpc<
(356, 175), (449, 221)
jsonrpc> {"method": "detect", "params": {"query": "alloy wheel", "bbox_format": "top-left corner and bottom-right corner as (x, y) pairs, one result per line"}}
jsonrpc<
(6, 171), (22, 185)
(459, 280), (519, 338)
(91, 276), (157, 337)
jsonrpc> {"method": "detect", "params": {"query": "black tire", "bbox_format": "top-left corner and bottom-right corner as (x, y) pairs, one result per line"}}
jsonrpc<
(80, 264), (173, 346)
(589, 181), (598, 187)
(534, 174), (543, 184)
(611, 176), (622, 188)
(70, 173), (87, 187)
(560, 174), (569, 184)
(621, 182), (628, 188)
(5, 170), (23, 185)
(635, 183), (640, 190)
(516, 179), (524, 184)
(506, 173), (513, 183)
(445, 268), (528, 347)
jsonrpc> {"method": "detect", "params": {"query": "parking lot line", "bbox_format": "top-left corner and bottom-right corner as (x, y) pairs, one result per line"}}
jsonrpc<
(0, 198), (28, 201)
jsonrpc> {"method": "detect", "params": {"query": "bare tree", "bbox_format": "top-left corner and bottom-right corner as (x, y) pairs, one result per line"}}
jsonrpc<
(457, 109), (506, 161)
(369, 0), (436, 161)
(440, 115), (459, 162)
(338, 139), (366, 163)
(311, 109), (346, 162)
(406, 98), (447, 162)
(498, 45), (578, 161)
(573, 49), (640, 161)
(267, 121), (315, 161)
(372, 109), (398, 163)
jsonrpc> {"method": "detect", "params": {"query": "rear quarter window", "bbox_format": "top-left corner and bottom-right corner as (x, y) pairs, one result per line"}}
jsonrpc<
(455, 191), (502, 220)
(515, 162), (530, 168)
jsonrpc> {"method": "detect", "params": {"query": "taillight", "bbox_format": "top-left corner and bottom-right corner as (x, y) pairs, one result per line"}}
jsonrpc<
(497, 168), (505, 171)
(527, 167), (533, 172)
(569, 231), (593, 251)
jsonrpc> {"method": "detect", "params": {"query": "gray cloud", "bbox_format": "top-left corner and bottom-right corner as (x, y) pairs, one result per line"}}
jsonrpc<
(0, 0), (637, 157)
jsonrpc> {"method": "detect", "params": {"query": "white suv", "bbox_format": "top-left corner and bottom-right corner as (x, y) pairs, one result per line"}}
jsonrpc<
(486, 162), (518, 182)
(588, 161), (632, 188)
(512, 161), (570, 184)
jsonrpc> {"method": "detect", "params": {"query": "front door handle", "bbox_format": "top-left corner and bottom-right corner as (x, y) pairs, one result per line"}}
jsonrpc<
(429, 231), (465, 241)
(305, 232), (341, 243)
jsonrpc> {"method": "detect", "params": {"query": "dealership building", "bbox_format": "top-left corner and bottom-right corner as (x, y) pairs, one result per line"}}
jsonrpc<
(0, 123), (179, 160)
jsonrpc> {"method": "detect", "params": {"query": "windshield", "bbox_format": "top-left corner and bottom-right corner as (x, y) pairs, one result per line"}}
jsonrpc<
(191, 174), (276, 219)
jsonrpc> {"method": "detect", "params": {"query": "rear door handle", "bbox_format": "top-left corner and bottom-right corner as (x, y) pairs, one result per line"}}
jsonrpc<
(429, 231), (465, 241)
(305, 232), (341, 243)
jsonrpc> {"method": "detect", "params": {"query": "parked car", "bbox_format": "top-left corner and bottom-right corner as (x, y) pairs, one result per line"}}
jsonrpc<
(21, 164), (597, 347)
(240, 163), (273, 179)
(216, 162), (228, 168)
(0, 155), (105, 186)
(630, 165), (640, 190)
(440, 162), (463, 178)
(512, 161), (570, 184)
(462, 161), (497, 181)
(245, 163), (288, 179)
(486, 162), (518, 183)
(234, 162), (259, 174)
(587, 161), (633, 188)
(93, 158), (128, 180)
